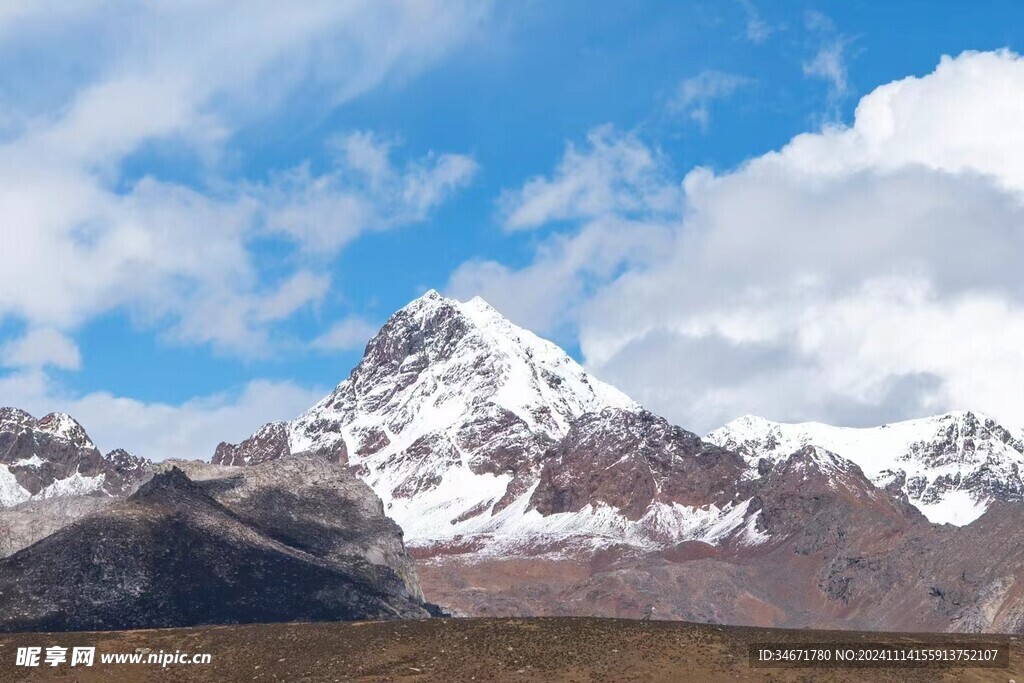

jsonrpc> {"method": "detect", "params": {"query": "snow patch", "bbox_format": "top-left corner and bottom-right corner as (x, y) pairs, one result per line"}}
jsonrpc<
(36, 472), (105, 499)
(0, 464), (31, 507)
(916, 489), (988, 526)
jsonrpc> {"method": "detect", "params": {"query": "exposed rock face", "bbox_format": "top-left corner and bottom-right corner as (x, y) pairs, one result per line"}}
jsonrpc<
(216, 291), (691, 552)
(0, 408), (151, 506)
(0, 496), (114, 558)
(707, 411), (1024, 525)
(215, 293), (771, 554)
(0, 462), (433, 632)
(172, 457), (423, 602)
(530, 409), (746, 520)
(213, 421), (292, 466)
(421, 446), (1024, 634)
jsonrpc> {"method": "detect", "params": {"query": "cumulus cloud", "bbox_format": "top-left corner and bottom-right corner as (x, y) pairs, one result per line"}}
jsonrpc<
(669, 70), (751, 129)
(0, 1), (486, 356)
(1, 329), (81, 370)
(464, 49), (1024, 432)
(451, 126), (678, 335)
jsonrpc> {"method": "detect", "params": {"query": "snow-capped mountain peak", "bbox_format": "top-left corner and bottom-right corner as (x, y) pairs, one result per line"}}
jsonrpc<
(35, 412), (96, 450)
(706, 411), (1024, 525)
(287, 290), (638, 459)
(0, 408), (151, 508)
(216, 292), (769, 553)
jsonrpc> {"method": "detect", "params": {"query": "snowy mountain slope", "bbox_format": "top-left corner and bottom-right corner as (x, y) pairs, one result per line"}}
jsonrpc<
(706, 412), (1024, 525)
(286, 290), (637, 454)
(0, 408), (150, 507)
(216, 291), (766, 553)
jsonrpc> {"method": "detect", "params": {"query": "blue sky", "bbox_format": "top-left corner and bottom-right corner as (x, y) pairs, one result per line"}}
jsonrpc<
(4, 1), (1024, 458)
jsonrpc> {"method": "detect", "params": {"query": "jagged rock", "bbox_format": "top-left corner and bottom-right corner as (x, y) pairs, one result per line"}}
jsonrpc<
(0, 463), (432, 632)
(529, 409), (745, 520)
(708, 412), (1024, 525)
(0, 408), (152, 506)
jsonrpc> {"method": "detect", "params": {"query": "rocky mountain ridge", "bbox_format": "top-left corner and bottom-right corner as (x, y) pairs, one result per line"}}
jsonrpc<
(707, 411), (1024, 525)
(7, 291), (1024, 633)
(213, 291), (1024, 632)
(0, 407), (150, 507)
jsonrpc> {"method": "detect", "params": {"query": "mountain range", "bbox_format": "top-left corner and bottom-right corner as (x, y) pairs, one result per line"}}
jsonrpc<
(3, 290), (1024, 632)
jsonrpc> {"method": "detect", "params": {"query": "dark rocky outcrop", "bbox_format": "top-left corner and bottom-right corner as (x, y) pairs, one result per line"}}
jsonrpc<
(213, 421), (292, 466)
(0, 461), (434, 632)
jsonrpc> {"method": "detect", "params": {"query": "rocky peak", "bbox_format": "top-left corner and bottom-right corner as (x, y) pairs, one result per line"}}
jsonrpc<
(706, 411), (1024, 526)
(764, 445), (874, 496)
(213, 421), (291, 466)
(322, 289), (637, 443)
(217, 292), (642, 547)
(749, 445), (919, 553)
(129, 466), (206, 504)
(0, 407), (35, 433)
(35, 412), (96, 450)
(0, 408), (152, 506)
(105, 448), (146, 469)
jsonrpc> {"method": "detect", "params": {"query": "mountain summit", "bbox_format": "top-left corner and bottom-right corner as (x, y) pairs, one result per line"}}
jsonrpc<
(215, 291), (763, 552)
(0, 408), (149, 507)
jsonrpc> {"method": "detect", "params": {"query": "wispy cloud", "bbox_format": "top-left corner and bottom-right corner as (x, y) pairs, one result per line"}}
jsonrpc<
(739, 0), (773, 44)
(262, 132), (478, 256)
(498, 125), (680, 231)
(668, 70), (752, 130)
(802, 10), (851, 115)
(0, 1), (488, 357)
(451, 126), (679, 335)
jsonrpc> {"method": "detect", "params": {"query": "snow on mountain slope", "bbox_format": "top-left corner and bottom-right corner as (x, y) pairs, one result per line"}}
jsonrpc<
(706, 412), (1024, 525)
(285, 291), (655, 550)
(35, 412), (97, 451)
(0, 408), (151, 507)
(217, 291), (765, 553)
(287, 290), (637, 455)
(0, 465), (30, 507)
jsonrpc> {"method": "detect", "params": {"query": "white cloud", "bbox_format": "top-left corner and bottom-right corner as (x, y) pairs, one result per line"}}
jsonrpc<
(740, 0), (773, 44)
(0, 369), (325, 461)
(0, 1), (487, 356)
(499, 125), (680, 231)
(669, 70), (751, 129)
(264, 131), (478, 254)
(448, 217), (672, 335)
(802, 11), (850, 108)
(1, 329), (81, 370)
(464, 50), (1024, 432)
(312, 315), (379, 352)
(451, 126), (678, 335)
